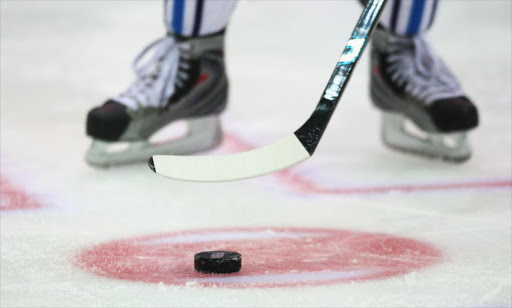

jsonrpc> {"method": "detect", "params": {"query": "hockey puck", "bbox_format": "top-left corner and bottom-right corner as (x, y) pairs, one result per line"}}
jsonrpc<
(194, 251), (241, 274)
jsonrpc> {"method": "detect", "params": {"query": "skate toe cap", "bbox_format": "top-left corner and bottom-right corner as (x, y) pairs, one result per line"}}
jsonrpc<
(86, 100), (131, 141)
(428, 97), (479, 132)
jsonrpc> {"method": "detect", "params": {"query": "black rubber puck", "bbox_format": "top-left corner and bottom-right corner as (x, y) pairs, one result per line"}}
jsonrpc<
(194, 251), (242, 274)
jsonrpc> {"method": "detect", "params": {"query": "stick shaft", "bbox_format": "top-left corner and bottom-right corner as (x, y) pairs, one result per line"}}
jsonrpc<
(294, 0), (387, 155)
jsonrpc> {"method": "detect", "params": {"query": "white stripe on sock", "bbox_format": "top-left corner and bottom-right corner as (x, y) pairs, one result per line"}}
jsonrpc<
(200, 0), (237, 36)
(181, 0), (198, 36)
(419, 0), (435, 33)
(395, 0), (414, 36)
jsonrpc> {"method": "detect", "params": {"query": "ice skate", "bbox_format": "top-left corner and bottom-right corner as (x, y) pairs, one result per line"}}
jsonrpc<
(85, 31), (228, 167)
(370, 28), (479, 162)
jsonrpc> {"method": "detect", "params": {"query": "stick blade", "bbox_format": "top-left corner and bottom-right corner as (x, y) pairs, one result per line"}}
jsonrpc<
(149, 135), (310, 182)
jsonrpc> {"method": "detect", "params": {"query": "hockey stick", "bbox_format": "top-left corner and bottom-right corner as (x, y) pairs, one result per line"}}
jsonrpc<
(149, 0), (387, 182)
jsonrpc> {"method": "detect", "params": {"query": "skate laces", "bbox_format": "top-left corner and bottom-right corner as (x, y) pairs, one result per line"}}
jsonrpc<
(385, 35), (464, 104)
(115, 36), (191, 110)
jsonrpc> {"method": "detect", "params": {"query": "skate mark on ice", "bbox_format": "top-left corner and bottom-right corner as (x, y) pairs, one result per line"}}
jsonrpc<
(222, 133), (512, 195)
(75, 227), (442, 288)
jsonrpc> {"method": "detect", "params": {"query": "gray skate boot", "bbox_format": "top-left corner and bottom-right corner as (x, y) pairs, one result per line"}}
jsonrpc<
(370, 28), (479, 162)
(86, 31), (228, 167)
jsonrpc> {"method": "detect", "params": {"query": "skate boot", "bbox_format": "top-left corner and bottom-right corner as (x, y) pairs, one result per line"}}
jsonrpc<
(370, 28), (479, 162)
(85, 31), (228, 167)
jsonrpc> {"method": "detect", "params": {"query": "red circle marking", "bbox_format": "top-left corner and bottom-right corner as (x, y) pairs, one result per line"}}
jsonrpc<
(75, 228), (442, 288)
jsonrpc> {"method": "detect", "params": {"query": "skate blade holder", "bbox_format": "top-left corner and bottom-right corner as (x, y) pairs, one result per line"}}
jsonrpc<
(86, 116), (222, 167)
(382, 112), (471, 162)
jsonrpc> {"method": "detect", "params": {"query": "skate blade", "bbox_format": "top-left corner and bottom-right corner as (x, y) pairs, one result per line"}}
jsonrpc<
(85, 116), (222, 167)
(381, 112), (472, 163)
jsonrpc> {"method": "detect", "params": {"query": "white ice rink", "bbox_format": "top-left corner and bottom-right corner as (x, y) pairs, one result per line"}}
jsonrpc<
(1, 1), (511, 307)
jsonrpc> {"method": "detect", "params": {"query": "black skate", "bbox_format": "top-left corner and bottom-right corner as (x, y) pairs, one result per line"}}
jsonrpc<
(370, 28), (478, 162)
(86, 31), (228, 167)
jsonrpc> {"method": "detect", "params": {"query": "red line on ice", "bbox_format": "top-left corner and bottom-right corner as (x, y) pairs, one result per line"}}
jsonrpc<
(222, 133), (512, 195)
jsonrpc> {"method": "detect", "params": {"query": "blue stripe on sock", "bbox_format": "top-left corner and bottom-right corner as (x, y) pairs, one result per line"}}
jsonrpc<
(406, 0), (427, 35)
(172, 0), (185, 35)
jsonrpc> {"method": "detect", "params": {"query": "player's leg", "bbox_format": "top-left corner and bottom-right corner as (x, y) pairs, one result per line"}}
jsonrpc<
(370, 0), (479, 162)
(86, 0), (237, 167)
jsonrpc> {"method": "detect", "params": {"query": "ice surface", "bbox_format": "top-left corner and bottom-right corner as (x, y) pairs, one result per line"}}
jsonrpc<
(1, 1), (511, 307)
